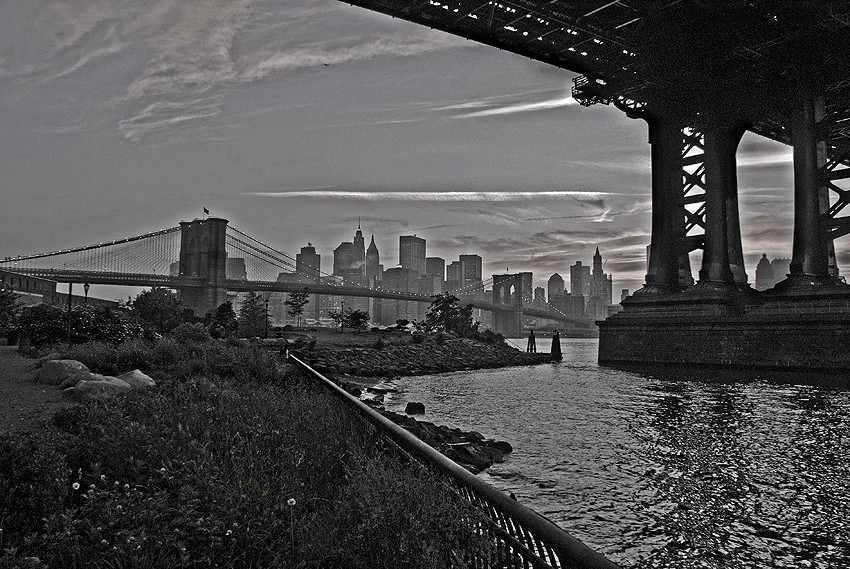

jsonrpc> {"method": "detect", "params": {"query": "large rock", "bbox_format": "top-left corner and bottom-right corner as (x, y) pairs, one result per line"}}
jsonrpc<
(117, 369), (156, 389)
(73, 377), (132, 399)
(404, 401), (425, 415)
(35, 360), (90, 385)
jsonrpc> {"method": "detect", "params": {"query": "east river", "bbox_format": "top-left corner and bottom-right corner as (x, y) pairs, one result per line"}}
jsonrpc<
(382, 338), (850, 568)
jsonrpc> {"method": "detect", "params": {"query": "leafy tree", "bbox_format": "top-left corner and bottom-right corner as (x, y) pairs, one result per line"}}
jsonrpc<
(328, 309), (345, 331)
(344, 309), (370, 332)
(131, 287), (190, 333)
(238, 292), (269, 338)
(206, 301), (238, 338)
(18, 304), (66, 347)
(425, 294), (479, 337)
(0, 288), (19, 340)
(284, 287), (310, 327)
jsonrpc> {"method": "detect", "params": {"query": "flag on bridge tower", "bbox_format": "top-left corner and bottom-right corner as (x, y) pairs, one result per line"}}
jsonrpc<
(203, 207), (209, 219)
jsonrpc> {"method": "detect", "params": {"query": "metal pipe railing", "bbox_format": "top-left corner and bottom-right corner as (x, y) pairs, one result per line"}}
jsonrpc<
(290, 354), (622, 569)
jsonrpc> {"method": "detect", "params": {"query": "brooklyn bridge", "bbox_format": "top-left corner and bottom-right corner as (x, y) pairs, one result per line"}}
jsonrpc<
(0, 217), (591, 336)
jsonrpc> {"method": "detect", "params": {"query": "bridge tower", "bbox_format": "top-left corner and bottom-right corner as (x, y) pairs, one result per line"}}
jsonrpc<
(178, 217), (228, 315)
(492, 274), (526, 338)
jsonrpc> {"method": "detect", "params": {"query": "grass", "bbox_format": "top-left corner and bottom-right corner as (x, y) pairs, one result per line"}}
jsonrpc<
(0, 336), (491, 568)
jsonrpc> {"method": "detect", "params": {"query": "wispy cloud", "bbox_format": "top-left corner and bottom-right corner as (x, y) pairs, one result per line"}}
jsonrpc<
(452, 95), (578, 118)
(244, 190), (616, 201)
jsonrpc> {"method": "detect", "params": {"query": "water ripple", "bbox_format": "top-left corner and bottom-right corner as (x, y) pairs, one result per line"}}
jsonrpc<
(382, 339), (850, 568)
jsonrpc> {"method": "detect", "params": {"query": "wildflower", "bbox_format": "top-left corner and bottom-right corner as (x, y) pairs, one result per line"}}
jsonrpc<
(90, 484), (96, 489)
(226, 529), (233, 536)
(123, 484), (130, 491)
(287, 498), (296, 507)
(159, 468), (166, 474)
(72, 482), (80, 490)
(101, 539), (107, 545)
(100, 474), (106, 481)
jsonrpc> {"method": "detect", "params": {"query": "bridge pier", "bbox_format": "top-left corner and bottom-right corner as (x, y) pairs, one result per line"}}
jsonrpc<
(492, 274), (525, 337)
(177, 217), (229, 315)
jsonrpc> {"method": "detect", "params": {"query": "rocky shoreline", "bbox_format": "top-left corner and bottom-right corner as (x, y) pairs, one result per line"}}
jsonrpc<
(294, 335), (554, 473)
(302, 336), (556, 378)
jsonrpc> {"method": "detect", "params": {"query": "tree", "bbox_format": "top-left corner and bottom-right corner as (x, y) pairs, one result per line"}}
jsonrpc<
(344, 309), (370, 332)
(206, 301), (238, 338)
(131, 287), (190, 333)
(328, 309), (345, 331)
(425, 294), (479, 337)
(284, 287), (310, 327)
(0, 288), (19, 340)
(238, 292), (269, 338)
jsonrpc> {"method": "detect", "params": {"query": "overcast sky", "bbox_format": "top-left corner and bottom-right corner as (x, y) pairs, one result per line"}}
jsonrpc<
(1, 0), (807, 299)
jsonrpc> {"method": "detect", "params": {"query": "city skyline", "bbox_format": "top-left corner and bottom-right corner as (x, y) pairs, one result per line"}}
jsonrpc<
(0, 0), (819, 301)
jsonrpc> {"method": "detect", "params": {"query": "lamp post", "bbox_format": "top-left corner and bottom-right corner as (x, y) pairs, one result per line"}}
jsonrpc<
(66, 282), (73, 346)
(264, 296), (269, 339)
(83, 283), (90, 305)
(340, 299), (345, 333)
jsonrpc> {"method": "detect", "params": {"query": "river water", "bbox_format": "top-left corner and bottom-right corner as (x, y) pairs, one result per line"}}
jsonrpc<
(382, 338), (850, 568)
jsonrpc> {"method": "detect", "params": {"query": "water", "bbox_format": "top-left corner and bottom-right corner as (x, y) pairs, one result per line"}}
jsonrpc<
(382, 339), (850, 568)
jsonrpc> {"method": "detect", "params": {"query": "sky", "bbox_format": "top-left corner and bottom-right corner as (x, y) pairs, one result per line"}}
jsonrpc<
(1, 0), (809, 301)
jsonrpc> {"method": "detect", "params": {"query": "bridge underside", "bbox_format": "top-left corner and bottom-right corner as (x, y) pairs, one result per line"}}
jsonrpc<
(344, 0), (850, 369)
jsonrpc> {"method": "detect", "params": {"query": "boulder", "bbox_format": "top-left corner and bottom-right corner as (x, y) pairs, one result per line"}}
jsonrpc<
(37, 352), (62, 366)
(404, 401), (426, 415)
(73, 377), (132, 399)
(35, 360), (90, 385)
(117, 369), (156, 389)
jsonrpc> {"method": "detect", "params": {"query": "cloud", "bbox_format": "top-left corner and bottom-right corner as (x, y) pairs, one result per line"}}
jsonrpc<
(244, 190), (616, 201)
(451, 94), (578, 118)
(118, 96), (223, 140)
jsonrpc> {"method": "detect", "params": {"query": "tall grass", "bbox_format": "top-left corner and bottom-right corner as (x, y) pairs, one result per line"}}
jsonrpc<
(1, 338), (490, 568)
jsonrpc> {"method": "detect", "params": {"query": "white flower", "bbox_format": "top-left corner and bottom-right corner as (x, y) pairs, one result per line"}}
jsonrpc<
(72, 482), (80, 490)
(287, 498), (296, 507)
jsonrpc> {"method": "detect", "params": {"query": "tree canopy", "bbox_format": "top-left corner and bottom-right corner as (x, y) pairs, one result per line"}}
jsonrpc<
(284, 288), (310, 327)
(131, 287), (191, 333)
(238, 292), (269, 338)
(424, 294), (478, 337)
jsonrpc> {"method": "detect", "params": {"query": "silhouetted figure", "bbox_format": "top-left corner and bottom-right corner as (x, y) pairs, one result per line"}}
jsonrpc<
(509, 492), (517, 501)
(551, 330), (562, 360)
(527, 330), (537, 353)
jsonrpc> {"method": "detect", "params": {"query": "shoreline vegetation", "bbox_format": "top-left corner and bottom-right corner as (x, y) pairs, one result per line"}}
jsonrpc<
(0, 291), (560, 568)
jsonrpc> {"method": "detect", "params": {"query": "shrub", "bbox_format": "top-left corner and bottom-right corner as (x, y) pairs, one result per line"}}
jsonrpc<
(171, 322), (211, 345)
(18, 303), (66, 347)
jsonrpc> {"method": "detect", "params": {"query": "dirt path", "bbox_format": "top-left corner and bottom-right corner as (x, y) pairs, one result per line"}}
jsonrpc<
(0, 346), (73, 433)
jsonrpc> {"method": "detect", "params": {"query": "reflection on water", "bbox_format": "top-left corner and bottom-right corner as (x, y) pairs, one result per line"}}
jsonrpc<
(382, 339), (850, 568)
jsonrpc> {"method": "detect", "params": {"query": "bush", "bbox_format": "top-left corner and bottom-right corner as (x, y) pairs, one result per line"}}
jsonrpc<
(171, 322), (211, 345)
(18, 304), (66, 347)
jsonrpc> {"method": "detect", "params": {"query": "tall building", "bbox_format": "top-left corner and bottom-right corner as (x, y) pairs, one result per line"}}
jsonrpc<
(459, 254), (483, 289)
(570, 261), (591, 296)
(770, 258), (791, 287)
(296, 243), (321, 280)
(590, 248), (613, 306)
(333, 242), (353, 276)
(426, 257), (445, 280)
(366, 235), (382, 283)
(352, 223), (366, 276)
(534, 286), (546, 303)
(380, 267), (419, 325)
(755, 254), (774, 290)
(547, 273), (564, 304)
(399, 235), (426, 276)
(446, 260), (461, 291)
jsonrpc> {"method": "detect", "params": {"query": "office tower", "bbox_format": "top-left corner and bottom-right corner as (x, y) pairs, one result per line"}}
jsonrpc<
(380, 267), (419, 325)
(399, 235), (426, 275)
(352, 223), (366, 276)
(548, 273), (564, 304)
(296, 243), (321, 280)
(570, 261), (591, 295)
(459, 254), (483, 289)
(333, 242), (352, 276)
(426, 257), (445, 280)
(366, 235), (382, 283)
(446, 260), (461, 291)
(535, 286), (546, 303)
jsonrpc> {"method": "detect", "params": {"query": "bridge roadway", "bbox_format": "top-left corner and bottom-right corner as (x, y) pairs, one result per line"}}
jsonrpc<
(13, 268), (593, 329)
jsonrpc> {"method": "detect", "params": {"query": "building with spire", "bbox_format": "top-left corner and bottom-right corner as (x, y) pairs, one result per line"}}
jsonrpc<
(589, 247), (613, 307)
(352, 221), (366, 276)
(366, 235), (382, 284)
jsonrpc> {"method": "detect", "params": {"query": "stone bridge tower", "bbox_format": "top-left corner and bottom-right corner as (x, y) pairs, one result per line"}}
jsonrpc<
(492, 273), (527, 337)
(178, 217), (228, 315)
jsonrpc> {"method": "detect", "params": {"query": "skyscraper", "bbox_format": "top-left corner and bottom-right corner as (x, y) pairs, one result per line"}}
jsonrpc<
(333, 242), (352, 276)
(426, 257), (445, 280)
(366, 235), (382, 283)
(399, 235), (426, 276)
(459, 254), (483, 289)
(296, 243), (321, 281)
(547, 273), (564, 304)
(352, 222), (366, 276)
(570, 261), (590, 296)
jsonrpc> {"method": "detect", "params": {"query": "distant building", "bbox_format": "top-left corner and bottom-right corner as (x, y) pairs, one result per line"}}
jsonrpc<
(770, 258), (791, 288)
(446, 260), (461, 292)
(426, 257), (445, 280)
(380, 266), (419, 325)
(399, 235), (426, 276)
(755, 254), (774, 290)
(366, 235), (382, 283)
(333, 242), (353, 276)
(459, 254), (483, 289)
(547, 273), (565, 305)
(296, 244), (321, 280)
(570, 261), (591, 296)
(590, 247), (613, 306)
(621, 289), (630, 302)
(352, 223), (366, 276)
(534, 286), (546, 304)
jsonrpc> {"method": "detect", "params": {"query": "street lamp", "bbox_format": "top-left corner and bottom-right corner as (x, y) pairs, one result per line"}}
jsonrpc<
(340, 299), (345, 332)
(83, 283), (90, 305)
(264, 296), (269, 339)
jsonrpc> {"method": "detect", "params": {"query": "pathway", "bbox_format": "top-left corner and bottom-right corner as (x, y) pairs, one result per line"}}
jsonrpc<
(0, 346), (72, 433)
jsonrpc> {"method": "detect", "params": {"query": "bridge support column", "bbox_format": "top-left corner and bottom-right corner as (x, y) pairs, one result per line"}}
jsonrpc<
(636, 115), (686, 294)
(779, 80), (832, 288)
(178, 217), (229, 315)
(492, 274), (524, 337)
(694, 115), (746, 291)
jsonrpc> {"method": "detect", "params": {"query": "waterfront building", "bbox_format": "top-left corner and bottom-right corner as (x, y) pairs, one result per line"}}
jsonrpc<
(352, 223), (366, 276)
(547, 273), (565, 305)
(380, 266), (419, 325)
(399, 235), (426, 276)
(590, 247), (613, 306)
(755, 254), (774, 290)
(446, 260), (461, 292)
(333, 242), (353, 276)
(295, 244), (322, 321)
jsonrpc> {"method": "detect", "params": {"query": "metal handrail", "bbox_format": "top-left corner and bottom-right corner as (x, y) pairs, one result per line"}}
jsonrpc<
(290, 354), (621, 569)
